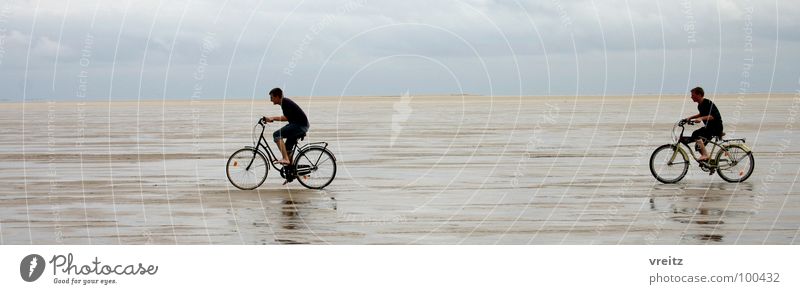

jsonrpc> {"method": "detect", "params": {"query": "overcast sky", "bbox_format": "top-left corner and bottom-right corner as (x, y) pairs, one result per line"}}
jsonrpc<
(0, 0), (798, 100)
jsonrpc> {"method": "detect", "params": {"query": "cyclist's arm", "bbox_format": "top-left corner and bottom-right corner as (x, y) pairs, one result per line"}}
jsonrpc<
(262, 115), (289, 122)
(690, 114), (715, 122)
(698, 114), (715, 121)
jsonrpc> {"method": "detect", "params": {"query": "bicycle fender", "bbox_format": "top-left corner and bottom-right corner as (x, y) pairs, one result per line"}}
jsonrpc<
(662, 143), (688, 162)
(297, 145), (336, 162)
(724, 143), (752, 153)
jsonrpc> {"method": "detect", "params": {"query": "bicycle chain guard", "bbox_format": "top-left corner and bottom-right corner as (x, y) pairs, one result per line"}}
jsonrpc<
(278, 165), (312, 179)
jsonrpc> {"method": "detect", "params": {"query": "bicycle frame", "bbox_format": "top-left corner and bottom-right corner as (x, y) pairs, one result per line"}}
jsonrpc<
(667, 121), (751, 170)
(244, 121), (330, 173)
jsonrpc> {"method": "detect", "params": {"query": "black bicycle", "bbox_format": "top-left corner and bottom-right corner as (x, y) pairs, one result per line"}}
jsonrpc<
(226, 119), (337, 190)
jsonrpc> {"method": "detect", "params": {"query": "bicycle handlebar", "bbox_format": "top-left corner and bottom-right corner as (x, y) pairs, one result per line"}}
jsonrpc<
(258, 117), (273, 126)
(252, 117), (275, 146)
(679, 119), (696, 126)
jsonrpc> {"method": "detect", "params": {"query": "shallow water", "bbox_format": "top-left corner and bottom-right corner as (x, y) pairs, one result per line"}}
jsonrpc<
(1, 95), (798, 244)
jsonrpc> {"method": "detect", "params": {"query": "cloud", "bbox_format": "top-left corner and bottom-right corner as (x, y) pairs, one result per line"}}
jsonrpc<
(0, 0), (798, 100)
(32, 35), (68, 57)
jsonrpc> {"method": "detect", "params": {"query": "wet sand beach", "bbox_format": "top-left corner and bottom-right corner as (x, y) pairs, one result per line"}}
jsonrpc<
(1, 94), (799, 244)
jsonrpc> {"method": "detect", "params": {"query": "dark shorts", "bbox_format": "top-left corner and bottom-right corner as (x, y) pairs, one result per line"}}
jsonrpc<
(690, 125), (723, 142)
(273, 123), (308, 153)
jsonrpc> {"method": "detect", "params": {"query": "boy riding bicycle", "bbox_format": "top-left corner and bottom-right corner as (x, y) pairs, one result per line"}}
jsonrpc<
(262, 88), (309, 184)
(683, 87), (723, 162)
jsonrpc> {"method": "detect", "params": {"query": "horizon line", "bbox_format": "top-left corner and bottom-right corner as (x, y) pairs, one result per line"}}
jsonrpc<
(2, 91), (796, 104)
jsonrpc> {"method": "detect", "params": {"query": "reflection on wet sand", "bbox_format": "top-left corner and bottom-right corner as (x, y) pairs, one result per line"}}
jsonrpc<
(0, 96), (798, 244)
(648, 182), (760, 243)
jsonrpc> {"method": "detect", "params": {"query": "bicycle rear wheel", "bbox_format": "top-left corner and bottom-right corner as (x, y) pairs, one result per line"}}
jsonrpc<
(650, 144), (689, 183)
(716, 145), (754, 183)
(227, 148), (269, 190)
(294, 147), (336, 189)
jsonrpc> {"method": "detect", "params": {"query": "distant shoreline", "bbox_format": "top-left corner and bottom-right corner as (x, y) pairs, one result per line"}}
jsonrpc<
(1, 92), (795, 104)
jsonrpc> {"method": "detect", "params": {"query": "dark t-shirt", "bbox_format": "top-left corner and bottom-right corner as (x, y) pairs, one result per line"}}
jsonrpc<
(697, 98), (722, 130)
(281, 97), (309, 127)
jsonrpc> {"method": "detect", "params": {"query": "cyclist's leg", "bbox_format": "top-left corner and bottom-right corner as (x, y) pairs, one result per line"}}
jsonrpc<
(273, 123), (306, 165)
(273, 127), (291, 164)
(291, 126), (308, 162)
(282, 138), (297, 184)
(285, 136), (298, 162)
(692, 127), (711, 160)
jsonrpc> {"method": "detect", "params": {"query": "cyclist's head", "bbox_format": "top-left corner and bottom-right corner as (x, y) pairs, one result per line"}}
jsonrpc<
(690, 87), (704, 102)
(269, 88), (283, 104)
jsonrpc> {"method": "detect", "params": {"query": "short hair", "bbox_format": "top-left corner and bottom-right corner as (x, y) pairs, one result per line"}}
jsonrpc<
(690, 87), (704, 97)
(269, 88), (283, 98)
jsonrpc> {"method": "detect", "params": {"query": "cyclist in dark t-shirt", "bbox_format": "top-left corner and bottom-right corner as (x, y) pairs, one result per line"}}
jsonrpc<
(262, 88), (309, 174)
(684, 87), (723, 161)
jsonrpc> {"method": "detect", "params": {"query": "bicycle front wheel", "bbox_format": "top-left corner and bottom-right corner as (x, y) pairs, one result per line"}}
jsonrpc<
(716, 145), (754, 183)
(294, 147), (336, 189)
(650, 144), (689, 183)
(227, 148), (269, 190)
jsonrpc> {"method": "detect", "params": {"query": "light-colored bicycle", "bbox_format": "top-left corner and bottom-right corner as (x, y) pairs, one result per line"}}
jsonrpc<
(649, 119), (754, 183)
